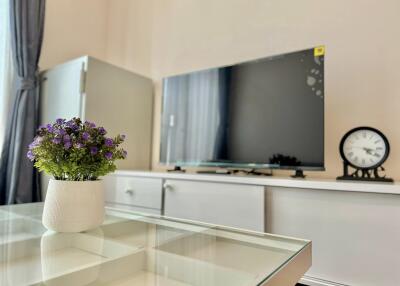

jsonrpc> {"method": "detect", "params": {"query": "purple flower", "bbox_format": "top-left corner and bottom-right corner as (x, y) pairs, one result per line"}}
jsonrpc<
(46, 124), (54, 133)
(85, 121), (96, 128)
(66, 120), (78, 131)
(104, 138), (113, 147)
(54, 129), (66, 136)
(64, 141), (72, 150)
(29, 136), (43, 149)
(98, 127), (107, 135)
(90, 146), (98, 155)
(27, 150), (35, 161)
(63, 134), (71, 142)
(104, 152), (113, 160)
(52, 137), (62, 144)
(122, 150), (127, 158)
(75, 142), (84, 149)
(56, 118), (65, 125)
(28, 142), (37, 150)
(82, 132), (90, 141)
(28, 143), (35, 150)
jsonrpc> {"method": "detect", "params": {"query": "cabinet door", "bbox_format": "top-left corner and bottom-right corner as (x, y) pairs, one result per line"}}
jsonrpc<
(84, 57), (153, 170)
(266, 186), (400, 286)
(164, 180), (265, 232)
(40, 57), (86, 124)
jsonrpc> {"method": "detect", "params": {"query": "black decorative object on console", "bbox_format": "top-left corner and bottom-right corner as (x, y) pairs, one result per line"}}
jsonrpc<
(291, 169), (306, 178)
(167, 166), (186, 173)
(269, 154), (306, 178)
(337, 126), (393, 182)
(269, 154), (302, 168)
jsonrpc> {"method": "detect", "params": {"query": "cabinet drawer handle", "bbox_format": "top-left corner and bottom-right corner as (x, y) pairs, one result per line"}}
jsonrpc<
(125, 189), (134, 195)
(163, 183), (173, 191)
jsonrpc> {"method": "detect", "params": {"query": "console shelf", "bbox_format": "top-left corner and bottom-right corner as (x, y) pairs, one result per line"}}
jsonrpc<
(113, 170), (400, 195)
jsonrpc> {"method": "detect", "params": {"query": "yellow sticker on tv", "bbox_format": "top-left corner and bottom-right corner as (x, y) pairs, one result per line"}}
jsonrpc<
(314, 46), (325, 57)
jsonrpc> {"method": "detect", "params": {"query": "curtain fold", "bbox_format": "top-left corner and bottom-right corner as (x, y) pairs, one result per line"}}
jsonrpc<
(0, 0), (45, 205)
(0, 0), (14, 151)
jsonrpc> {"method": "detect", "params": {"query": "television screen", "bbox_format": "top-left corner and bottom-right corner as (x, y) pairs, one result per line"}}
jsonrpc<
(160, 47), (324, 170)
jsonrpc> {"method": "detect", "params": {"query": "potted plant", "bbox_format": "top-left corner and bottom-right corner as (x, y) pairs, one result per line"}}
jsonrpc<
(27, 118), (127, 232)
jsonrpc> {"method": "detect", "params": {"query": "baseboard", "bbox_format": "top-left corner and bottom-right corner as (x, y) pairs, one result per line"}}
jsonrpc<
(300, 275), (350, 286)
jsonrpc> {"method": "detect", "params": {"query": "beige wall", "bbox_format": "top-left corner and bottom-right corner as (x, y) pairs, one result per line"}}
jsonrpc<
(40, 0), (109, 69)
(148, 0), (400, 180)
(40, 0), (400, 180)
(105, 0), (153, 78)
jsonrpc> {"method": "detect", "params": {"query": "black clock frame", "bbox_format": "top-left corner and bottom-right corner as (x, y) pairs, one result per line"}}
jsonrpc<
(337, 126), (393, 182)
(339, 126), (390, 170)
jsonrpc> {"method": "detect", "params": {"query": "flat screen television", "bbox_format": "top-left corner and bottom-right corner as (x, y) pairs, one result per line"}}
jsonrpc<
(159, 47), (325, 171)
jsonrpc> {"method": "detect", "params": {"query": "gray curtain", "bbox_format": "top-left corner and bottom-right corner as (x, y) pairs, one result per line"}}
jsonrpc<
(0, 0), (45, 204)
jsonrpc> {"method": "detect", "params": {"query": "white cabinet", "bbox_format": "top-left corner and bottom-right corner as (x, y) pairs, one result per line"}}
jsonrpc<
(40, 56), (153, 194)
(104, 175), (162, 214)
(40, 56), (153, 171)
(163, 180), (265, 232)
(104, 174), (265, 231)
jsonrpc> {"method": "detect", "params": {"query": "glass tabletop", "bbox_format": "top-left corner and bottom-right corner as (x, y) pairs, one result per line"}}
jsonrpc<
(0, 203), (310, 286)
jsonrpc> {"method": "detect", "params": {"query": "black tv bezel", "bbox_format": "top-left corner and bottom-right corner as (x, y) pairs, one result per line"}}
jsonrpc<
(159, 46), (325, 171)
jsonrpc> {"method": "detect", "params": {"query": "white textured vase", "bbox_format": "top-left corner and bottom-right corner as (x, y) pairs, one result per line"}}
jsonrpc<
(42, 179), (105, 232)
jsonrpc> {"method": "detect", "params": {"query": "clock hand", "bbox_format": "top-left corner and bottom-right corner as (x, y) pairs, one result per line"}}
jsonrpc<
(349, 146), (380, 155)
(365, 148), (382, 157)
(351, 146), (373, 150)
(363, 147), (374, 155)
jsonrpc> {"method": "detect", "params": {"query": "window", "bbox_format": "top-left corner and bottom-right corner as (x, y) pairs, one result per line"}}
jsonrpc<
(0, 0), (14, 150)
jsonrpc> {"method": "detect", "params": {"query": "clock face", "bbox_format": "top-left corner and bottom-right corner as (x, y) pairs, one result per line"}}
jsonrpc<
(340, 127), (389, 169)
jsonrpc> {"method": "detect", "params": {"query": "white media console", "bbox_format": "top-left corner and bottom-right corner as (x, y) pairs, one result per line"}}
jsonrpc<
(104, 170), (400, 286)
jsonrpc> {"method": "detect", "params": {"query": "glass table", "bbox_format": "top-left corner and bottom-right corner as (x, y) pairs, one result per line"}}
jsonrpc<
(0, 203), (311, 286)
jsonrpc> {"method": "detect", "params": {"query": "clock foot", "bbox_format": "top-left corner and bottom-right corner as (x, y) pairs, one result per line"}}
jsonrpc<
(337, 162), (394, 183)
